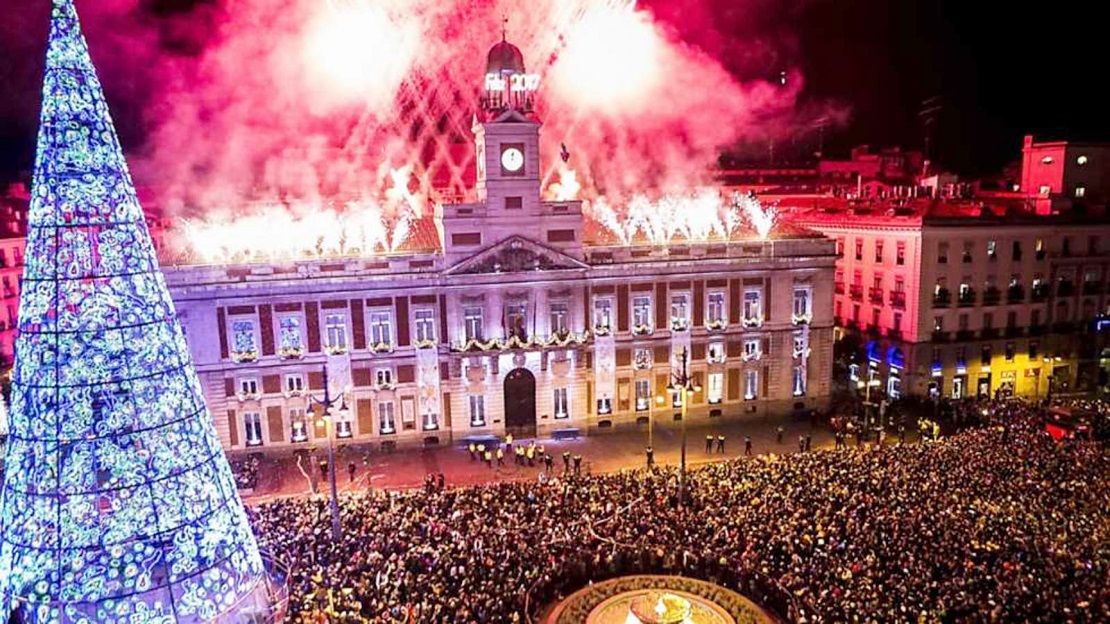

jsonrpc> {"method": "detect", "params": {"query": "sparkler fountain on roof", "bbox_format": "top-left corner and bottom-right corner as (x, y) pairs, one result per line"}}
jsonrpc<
(157, 0), (802, 263)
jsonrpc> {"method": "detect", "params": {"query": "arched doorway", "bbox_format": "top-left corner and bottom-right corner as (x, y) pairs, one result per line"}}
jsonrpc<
(504, 367), (537, 438)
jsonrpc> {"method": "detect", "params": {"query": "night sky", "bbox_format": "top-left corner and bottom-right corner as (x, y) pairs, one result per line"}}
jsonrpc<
(0, 0), (1104, 183)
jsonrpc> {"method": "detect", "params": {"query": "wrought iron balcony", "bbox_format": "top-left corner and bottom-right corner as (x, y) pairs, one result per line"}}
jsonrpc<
(931, 330), (950, 343)
(849, 284), (864, 301)
(1031, 285), (1050, 302)
(982, 287), (1001, 306)
(1083, 281), (1103, 295)
(1052, 321), (1076, 334)
(979, 327), (1000, 340)
(865, 324), (881, 338)
(1028, 324), (1047, 336)
(834, 281), (845, 294)
(1004, 326), (1024, 338)
(1006, 285), (1025, 303)
(889, 291), (906, 309)
(933, 289), (951, 308)
(957, 290), (977, 307)
(886, 328), (904, 340)
(1056, 281), (1076, 297)
(868, 288), (884, 305)
(955, 329), (975, 341)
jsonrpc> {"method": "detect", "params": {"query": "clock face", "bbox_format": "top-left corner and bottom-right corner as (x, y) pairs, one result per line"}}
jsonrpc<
(501, 147), (524, 173)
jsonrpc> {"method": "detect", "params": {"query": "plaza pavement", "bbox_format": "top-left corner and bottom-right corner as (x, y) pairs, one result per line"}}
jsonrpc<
(238, 415), (919, 503)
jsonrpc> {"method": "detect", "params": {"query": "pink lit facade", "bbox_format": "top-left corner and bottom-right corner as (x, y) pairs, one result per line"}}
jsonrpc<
(1021, 134), (1110, 215)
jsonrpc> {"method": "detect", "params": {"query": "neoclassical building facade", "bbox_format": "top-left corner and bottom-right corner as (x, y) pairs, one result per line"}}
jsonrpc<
(162, 40), (837, 452)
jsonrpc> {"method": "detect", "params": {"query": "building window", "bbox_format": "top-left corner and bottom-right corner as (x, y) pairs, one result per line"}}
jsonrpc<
(958, 313), (969, 330)
(414, 309), (436, 344)
(962, 242), (973, 263)
(469, 395), (486, 426)
(1007, 311), (1017, 327)
(744, 370), (758, 400)
(743, 290), (762, 325)
(938, 242), (948, 264)
(464, 306), (484, 341)
(290, 408), (307, 443)
(896, 241), (906, 265)
(423, 409), (439, 431)
(633, 348), (652, 370)
(243, 412), (263, 447)
(792, 287), (811, 323)
(324, 314), (348, 353)
(1041, 156), (1054, 164)
(336, 410), (353, 439)
(1062, 236), (1072, 257)
(1035, 238), (1045, 259)
(369, 310), (393, 349)
(1031, 309), (1040, 327)
(505, 302), (528, 339)
(707, 341), (725, 364)
(378, 401), (396, 434)
(1088, 236), (1100, 256)
(1075, 185), (1086, 199)
(1012, 241), (1023, 261)
(852, 304), (860, 322)
(934, 316), (943, 332)
(836, 237), (844, 256)
(285, 374), (304, 395)
(980, 345), (991, 366)
(792, 366), (806, 397)
(671, 293), (691, 330)
(632, 296), (652, 332)
(597, 397), (612, 415)
(1038, 185), (1051, 196)
(549, 301), (569, 335)
(231, 319), (257, 360)
(743, 338), (761, 361)
(855, 239), (863, 261)
(875, 240), (884, 263)
(279, 316), (303, 357)
(707, 373), (724, 404)
(987, 240), (997, 260)
(893, 312), (903, 332)
(553, 387), (569, 419)
(706, 292), (726, 326)
(793, 333), (807, 358)
(1077, 155), (1088, 165)
(1029, 341), (1039, 359)
(983, 312), (993, 329)
(375, 368), (393, 388)
(594, 299), (613, 333)
(871, 308), (880, 326)
(635, 379), (651, 411)
(1005, 343), (1015, 361)
(238, 378), (259, 398)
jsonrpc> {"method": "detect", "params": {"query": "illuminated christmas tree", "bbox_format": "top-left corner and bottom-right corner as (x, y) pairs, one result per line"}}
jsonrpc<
(0, 2), (271, 622)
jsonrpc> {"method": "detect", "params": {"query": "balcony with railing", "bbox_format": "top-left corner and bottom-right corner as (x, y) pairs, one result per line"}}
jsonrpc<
(1031, 284), (1050, 302)
(1056, 281), (1076, 297)
(932, 288), (951, 308)
(1083, 281), (1103, 296)
(1028, 324), (1047, 336)
(955, 329), (975, 341)
(980, 327), (1000, 340)
(1006, 285), (1025, 303)
(1004, 326), (1024, 338)
(1052, 321), (1076, 334)
(957, 289), (977, 307)
(834, 281), (845, 295)
(931, 330), (951, 343)
(865, 324), (881, 338)
(982, 287), (1001, 307)
(849, 284), (864, 301)
(845, 319), (860, 331)
(886, 328), (903, 341)
(868, 287), (884, 305)
(889, 291), (906, 309)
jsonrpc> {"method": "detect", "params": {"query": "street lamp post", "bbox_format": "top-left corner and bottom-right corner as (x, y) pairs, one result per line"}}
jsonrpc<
(667, 347), (700, 509)
(307, 364), (346, 541)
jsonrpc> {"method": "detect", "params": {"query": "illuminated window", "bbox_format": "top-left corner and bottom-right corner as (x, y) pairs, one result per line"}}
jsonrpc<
(469, 394), (486, 426)
(1039, 185), (1051, 196)
(706, 292), (726, 324)
(633, 348), (652, 370)
(378, 401), (396, 434)
(279, 316), (302, 353)
(707, 341), (725, 364)
(1041, 156), (1054, 164)
(549, 301), (569, 334)
(855, 239), (863, 261)
(743, 338), (761, 361)
(324, 314), (348, 352)
(632, 296), (652, 330)
(369, 310), (392, 348)
(1077, 155), (1088, 165)
(594, 298), (613, 332)
(290, 408), (307, 442)
(505, 302), (527, 339)
(231, 319), (257, 358)
(743, 290), (762, 323)
(238, 378), (258, 397)
(635, 379), (651, 411)
(875, 240), (884, 262)
(707, 373), (724, 404)
(597, 397), (612, 415)
(792, 366), (806, 396)
(934, 316), (943, 331)
(465, 306), (484, 341)
(987, 240), (996, 259)
(243, 412), (263, 447)
(547, 387), (568, 420)
(375, 368), (393, 388)
(1075, 185), (1086, 198)
(414, 309), (436, 343)
(896, 241), (906, 265)
(285, 374), (304, 394)
(792, 287), (811, 319)
(744, 370), (758, 400)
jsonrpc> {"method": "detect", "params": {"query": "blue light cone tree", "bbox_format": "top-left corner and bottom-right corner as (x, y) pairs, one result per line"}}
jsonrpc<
(0, 1), (269, 622)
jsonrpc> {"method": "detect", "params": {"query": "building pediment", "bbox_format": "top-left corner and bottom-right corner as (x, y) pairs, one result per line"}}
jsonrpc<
(445, 236), (589, 276)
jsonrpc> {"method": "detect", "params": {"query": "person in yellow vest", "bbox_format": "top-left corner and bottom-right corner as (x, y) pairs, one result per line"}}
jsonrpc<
(525, 444), (535, 467)
(495, 447), (505, 467)
(483, 449), (492, 468)
(505, 432), (514, 452)
(468, 442), (477, 461)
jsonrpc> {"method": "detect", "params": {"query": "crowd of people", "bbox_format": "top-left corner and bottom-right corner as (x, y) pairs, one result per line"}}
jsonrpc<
(249, 400), (1109, 623)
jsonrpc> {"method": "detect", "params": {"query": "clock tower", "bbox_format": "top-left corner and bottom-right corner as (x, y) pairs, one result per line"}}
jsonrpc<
(437, 32), (583, 264)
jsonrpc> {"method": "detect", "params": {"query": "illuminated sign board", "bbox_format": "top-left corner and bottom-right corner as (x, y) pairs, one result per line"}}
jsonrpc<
(485, 72), (541, 93)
